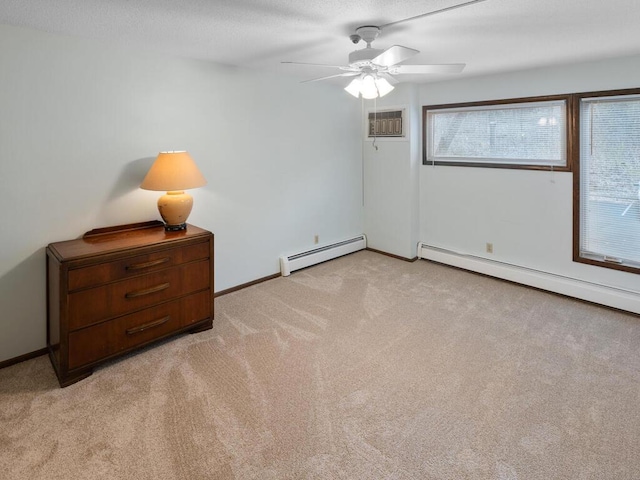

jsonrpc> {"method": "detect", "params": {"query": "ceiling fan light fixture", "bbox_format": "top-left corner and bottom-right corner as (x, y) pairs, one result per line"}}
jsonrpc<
(360, 74), (378, 99)
(375, 77), (394, 97)
(345, 74), (394, 99)
(344, 77), (363, 97)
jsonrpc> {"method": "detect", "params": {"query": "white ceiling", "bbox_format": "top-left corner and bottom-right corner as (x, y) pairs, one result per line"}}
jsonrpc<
(2, 0), (640, 85)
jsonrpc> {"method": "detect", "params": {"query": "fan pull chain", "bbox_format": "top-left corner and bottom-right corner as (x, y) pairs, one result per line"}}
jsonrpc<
(372, 97), (379, 151)
(361, 95), (365, 206)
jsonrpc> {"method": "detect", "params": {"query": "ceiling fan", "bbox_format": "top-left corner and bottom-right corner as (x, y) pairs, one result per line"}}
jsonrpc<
(282, 0), (488, 99)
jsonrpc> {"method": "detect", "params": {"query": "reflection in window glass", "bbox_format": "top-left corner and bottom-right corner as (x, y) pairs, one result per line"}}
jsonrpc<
(426, 100), (567, 167)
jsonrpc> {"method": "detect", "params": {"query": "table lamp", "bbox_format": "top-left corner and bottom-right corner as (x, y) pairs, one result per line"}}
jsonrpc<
(140, 151), (207, 231)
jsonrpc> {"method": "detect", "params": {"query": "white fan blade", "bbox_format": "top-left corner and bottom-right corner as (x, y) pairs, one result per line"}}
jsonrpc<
(282, 61), (359, 72)
(372, 45), (419, 67)
(282, 61), (344, 69)
(301, 72), (360, 83)
(392, 64), (465, 74)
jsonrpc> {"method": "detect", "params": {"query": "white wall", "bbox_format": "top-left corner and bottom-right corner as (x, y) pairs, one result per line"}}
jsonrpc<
(362, 84), (421, 259)
(0, 24), (363, 362)
(418, 56), (640, 311)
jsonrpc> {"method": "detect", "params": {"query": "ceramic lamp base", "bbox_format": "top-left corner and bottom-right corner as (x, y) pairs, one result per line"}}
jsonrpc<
(157, 191), (193, 230)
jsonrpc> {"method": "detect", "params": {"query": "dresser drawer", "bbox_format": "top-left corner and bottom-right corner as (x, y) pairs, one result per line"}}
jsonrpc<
(68, 259), (210, 330)
(67, 290), (210, 370)
(68, 240), (210, 291)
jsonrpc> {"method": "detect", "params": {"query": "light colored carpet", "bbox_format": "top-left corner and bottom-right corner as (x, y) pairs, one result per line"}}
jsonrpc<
(1, 251), (639, 479)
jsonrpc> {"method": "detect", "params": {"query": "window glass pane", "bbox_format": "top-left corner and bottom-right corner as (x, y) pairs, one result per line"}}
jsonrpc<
(427, 100), (566, 166)
(580, 95), (640, 267)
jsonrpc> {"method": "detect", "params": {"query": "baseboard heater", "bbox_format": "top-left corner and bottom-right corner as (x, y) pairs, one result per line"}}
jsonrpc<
(280, 235), (367, 276)
(417, 242), (640, 315)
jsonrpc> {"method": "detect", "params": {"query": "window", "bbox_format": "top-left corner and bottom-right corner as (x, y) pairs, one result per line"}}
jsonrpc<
(423, 96), (570, 170)
(575, 90), (640, 273)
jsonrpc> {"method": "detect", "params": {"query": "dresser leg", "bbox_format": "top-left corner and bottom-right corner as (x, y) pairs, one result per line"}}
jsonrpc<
(189, 318), (213, 333)
(58, 368), (93, 388)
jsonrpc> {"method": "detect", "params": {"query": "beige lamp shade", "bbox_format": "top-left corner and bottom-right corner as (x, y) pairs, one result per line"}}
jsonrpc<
(140, 151), (207, 191)
(140, 151), (207, 231)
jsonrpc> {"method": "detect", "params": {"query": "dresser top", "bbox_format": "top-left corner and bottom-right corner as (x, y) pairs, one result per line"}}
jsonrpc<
(47, 221), (212, 262)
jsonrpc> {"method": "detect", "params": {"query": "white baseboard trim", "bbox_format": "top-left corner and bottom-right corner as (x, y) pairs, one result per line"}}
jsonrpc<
(280, 235), (366, 276)
(418, 244), (640, 315)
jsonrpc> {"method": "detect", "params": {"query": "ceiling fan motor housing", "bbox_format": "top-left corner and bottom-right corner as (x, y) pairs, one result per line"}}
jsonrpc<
(349, 26), (384, 68)
(355, 26), (381, 45)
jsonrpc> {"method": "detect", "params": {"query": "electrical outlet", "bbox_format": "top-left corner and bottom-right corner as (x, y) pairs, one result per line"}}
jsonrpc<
(486, 242), (493, 254)
(314, 235), (319, 244)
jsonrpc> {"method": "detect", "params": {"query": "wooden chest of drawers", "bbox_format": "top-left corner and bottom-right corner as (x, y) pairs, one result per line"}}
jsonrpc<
(46, 221), (214, 387)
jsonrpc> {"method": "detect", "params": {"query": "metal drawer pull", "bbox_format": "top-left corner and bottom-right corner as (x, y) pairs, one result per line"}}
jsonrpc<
(126, 316), (170, 335)
(125, 283), (170, 298)
(125, 257), (170, 271)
